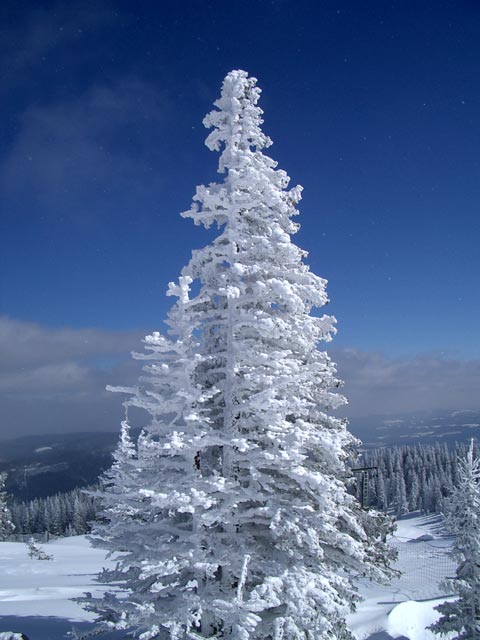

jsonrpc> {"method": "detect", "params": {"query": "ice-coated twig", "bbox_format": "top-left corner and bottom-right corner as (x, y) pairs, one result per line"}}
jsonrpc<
(236, 554), (251, 604)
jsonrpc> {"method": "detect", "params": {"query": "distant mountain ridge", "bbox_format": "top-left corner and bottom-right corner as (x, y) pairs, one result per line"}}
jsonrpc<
(0, 431), (122, 501)
(1, 410), (479, 501)
(352, 408), (480, 449)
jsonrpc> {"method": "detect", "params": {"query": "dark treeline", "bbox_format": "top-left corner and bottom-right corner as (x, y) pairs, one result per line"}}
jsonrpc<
(10, 486), (98, 536)
(6, 441), (477, 538)
(361, 441), (475, 516)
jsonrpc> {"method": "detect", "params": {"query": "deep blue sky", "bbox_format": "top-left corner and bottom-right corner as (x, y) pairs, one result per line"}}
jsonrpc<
(1, 1), (480, 437)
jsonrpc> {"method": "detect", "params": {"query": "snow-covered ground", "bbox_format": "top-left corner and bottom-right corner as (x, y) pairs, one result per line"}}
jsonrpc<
(0, 515), (456, 639)
(348, 513), (456, 639)
(0, 536), (121, 639)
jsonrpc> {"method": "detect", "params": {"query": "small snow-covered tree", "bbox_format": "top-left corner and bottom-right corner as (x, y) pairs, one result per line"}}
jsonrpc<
(0, 473), (14, 540)
(91, 415), (139, 537)
(376, 469), (388, 512)
(394, 472), (409, 518)
(430, 440), (480, 640)
(409, 469), (420, 512)
(27, 537), (53, 561)
(84, 70), (395, 639)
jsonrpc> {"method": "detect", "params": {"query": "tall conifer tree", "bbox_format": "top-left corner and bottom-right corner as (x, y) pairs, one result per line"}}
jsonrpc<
(84, 70), (394, 640)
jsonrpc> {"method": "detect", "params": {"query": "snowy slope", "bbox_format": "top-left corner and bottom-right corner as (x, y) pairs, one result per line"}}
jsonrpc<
(348, 513), (456, 639)
(0, 515), (457, 639)
(0, 536), (120, 639)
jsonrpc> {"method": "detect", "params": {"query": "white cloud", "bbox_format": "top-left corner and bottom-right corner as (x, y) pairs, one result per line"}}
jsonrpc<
(332, 347), (480, 417)
(1, 316), (480, 438)
(0, 362), (89, 393)
(0, 4), (114, 82)
(0, 316), (143, 438)
(0, 316), (142, 373)
(1, 77), (167, 219)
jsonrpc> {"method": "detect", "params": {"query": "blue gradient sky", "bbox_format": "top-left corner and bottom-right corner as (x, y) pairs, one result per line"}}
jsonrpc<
(1, 1), (480, 437)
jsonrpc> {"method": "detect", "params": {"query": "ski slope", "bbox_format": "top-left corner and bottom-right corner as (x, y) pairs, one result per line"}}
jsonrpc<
(0, 515), (456, 639)
(347, 513), (456, 639)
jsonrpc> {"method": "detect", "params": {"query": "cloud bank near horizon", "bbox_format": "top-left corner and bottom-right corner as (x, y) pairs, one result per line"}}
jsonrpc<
(332, 347), (480, 418)
(1, 315), (479, 439)
(0, 316), (144, 439)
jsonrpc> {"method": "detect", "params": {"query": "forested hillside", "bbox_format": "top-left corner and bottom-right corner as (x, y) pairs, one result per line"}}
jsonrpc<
(8, 441), (477, 537)
(362, 441), (473, 515)
(9, 487), (97, 537)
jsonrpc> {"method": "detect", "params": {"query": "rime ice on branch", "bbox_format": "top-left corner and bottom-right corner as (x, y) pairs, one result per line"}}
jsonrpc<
(83, 70), (395, 640)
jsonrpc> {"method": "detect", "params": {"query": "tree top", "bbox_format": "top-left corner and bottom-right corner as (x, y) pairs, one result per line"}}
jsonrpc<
(203, 70), (273, 173)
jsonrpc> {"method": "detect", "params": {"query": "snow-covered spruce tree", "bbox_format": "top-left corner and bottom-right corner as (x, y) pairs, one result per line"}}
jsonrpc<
(82, 278), (212, 635)
(429, 440), (480, 640)
(27, 536), (53, 560)
(84, 70), (394, 640)
(0, 472), (14, 540)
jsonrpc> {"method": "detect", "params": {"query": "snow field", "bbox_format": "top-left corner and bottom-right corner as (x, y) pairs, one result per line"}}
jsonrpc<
(0, 536), (118, 638)
(347, 514), (456, 639)
(0, 514), (457, 639)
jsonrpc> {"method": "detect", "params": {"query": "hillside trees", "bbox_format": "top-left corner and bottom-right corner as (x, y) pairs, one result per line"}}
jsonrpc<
(84, 70), (394, 640)
(10, 487), (97, 537)
(363, 442), (464, 515)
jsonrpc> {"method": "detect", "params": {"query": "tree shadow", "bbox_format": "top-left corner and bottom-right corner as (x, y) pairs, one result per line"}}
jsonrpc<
(365, 633), (408, 640)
